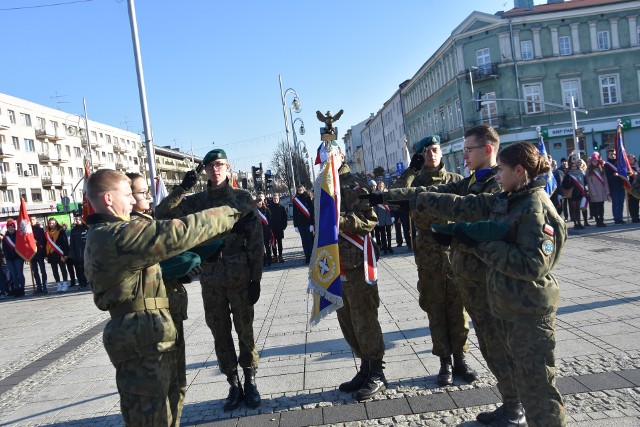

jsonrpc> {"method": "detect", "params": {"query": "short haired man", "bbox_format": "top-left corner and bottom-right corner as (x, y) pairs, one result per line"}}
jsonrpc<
(292, 184), (314, 264)
(156, 149), (264, 411)
(604, 149), (627, 224)
(1, 220), (25, 297)
(84, 169), (243, 425)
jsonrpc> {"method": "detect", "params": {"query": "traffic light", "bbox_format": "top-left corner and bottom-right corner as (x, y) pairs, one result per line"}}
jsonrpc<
(593, 138), (599, 151)
(476, 90), (483, 112)
(265, 171), (273, 190)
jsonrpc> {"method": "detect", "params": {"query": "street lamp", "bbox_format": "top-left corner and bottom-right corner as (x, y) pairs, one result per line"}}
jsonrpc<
(291, 117), (306, 185)
(299, 140), (315, 182)
(279, 74), (300, 197)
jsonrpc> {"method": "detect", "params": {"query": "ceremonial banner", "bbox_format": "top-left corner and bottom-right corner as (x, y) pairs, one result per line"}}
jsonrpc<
(155, 175), (168, 204)
(308, 145), (342, 325)
(82, 162), (95, 222)
(614, 123), (634, 191)
(537, 135), (557, 195)
(15, 197), (37, 262)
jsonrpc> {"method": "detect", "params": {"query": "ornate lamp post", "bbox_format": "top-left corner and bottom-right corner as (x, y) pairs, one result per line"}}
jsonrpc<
(279, 75), (301, 197)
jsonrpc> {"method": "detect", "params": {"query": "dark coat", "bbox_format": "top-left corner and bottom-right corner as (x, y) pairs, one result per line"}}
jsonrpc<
(68, 223), (88, 261)
(268, 202), (288, 239)
(45, 228), (69, 262)
(32, 224), (47, 261)
(2, 232), (20, 261)
(292, 193), (314, 227)
(258, 206), (272, 243)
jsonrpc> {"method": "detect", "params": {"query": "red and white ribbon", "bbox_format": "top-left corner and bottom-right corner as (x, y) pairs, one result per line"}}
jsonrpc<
(293, 197), (311, 219)
(339, 231), (377, 285)
(45, 233), (64, 257)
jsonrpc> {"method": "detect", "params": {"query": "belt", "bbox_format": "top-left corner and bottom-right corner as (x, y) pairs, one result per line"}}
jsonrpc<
(109, 297), (170, 318)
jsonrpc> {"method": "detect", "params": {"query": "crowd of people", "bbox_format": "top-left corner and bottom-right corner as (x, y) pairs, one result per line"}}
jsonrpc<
(0, 216), (88, 298)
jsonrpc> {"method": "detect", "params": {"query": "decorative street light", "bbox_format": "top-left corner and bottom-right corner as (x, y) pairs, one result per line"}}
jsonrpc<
(279, 75), (301, 197)
(291, 117), (306, 185)
(299, 140), (315, 182)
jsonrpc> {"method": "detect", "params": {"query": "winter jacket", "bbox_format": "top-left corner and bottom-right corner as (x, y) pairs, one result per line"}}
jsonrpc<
(268, 202), (288, 239)
(584, 168), (610, 203)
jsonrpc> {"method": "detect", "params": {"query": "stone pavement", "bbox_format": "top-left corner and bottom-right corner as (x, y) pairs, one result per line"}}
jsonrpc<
(0, 219), (639, 427)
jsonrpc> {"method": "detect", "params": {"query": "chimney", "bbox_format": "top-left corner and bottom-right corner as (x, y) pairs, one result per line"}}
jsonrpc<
(514, 0), (534, 10)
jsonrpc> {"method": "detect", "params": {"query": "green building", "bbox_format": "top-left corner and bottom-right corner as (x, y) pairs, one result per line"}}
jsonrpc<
(402, 0), (640, 173)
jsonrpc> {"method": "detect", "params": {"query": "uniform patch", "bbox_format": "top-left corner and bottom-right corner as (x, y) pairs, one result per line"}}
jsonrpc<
(541, 239), (554, 255)
(543, 224), (555, 236)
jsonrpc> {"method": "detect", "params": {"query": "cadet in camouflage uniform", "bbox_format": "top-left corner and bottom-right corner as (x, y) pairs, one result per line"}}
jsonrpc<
(155, 149), (264, 411)
(631, 173), (640, 200)
(335, 150), (387, 402)
(380, 125), (522, 426)
(411, 142), (567, 427)
(392, 135), (477, 386)
(84, 169), (244, 426)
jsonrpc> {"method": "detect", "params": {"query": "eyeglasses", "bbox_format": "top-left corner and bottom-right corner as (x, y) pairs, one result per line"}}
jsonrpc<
(462, 145), (486, 154)
(205, 162), (228, 171)
(133, 190), (151, 198)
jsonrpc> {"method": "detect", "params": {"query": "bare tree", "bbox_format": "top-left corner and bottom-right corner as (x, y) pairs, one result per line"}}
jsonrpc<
(270, 140), (312, 195)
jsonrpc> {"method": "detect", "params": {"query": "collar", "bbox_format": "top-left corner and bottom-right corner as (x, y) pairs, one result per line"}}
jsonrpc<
(86, 213), (125, 225)
(419, 162), (447, 179)
(474, 167), (494, 181)
(338, 163), (351, 175)
(206, 179), (231, 198)
(131, 211), (153, 220)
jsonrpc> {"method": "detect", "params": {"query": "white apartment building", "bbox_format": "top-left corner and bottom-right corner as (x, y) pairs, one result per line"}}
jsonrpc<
(0, 93), (203, 220)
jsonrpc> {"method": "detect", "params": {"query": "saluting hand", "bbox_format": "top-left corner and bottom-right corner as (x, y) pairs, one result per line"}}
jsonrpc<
(180, 169), (199, 191)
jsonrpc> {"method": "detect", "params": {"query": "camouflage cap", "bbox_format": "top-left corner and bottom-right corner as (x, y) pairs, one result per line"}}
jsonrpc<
(202, 149), (227, 165)
(414, 135), (440, 154)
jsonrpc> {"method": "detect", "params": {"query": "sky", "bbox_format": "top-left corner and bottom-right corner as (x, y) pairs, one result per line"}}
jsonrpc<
(0, 0), (536, 173)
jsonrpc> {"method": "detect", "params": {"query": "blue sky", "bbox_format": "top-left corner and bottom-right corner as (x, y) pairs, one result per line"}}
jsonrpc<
(1, 0), (529, 172)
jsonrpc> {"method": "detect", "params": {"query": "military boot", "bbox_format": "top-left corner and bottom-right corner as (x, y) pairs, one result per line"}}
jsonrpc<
(354, 359), (387, 401)
(339, 359), (369, 392)
(223, 371), (244, 412)
(476, 403), (527, 426)
(436, 356), (453, 386)
(243, 367), (261, 408)
(452, 353), (478, 383)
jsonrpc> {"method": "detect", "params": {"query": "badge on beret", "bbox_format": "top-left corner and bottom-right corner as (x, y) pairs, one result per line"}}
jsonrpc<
(541, 239), (554, 255)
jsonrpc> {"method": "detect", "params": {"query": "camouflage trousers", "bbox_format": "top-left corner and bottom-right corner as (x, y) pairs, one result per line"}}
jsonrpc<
(337, 268), (385, 361)
(456, 276), (519, 406)
(201, 282), (259, 376)
(417, 268), (469, 357)
(115, 351), (175, 426)
(501, 315), (565, 427)
(167, 319), (186, 427)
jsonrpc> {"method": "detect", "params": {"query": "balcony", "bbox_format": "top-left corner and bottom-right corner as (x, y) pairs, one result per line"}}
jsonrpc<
(50, 127), (66, 141)
(467, 64), (499, 82)
(0, 115), (11, 130)
(115, 161), (129, 171)
(38, 152), (51, 163)
(41, 174), (62, 187)
(138, 148), (147, 157)
(0, 143), (16, 158)
(113, 143), (127, 154)
(35, 125), (56, 140)
(50, 152), (69, 164)
(0, 172), (19, 186)
(468, 115), (507, 130)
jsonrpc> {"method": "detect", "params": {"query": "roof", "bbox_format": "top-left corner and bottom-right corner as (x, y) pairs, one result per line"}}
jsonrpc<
(503, 0), (631, 17)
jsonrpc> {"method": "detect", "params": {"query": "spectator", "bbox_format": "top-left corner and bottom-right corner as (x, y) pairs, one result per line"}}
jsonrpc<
(558, 158), (569, 221)
(373, 181), (393, 254)
(2, 220), (25, 297)
(292, 184), (314, 264)
(562, 160), (587, 229)
(604, 149), (627, 224)
(578, 159), (591, 226)
(268, 194), (288, 263)
(585, 153), (610, 227)
(0, 233), (10, 298)
(31, 218), (48, 294)
(256, 195), (273, 268)
(551, 159), (565, 218)
(627, 155), (639, 223)
(45, 218), (71, 292)
(68, 216), (89, 287)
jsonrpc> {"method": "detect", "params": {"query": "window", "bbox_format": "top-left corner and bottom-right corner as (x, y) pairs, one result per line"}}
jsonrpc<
(12, 136), (19, 149)
(0, 162), (9, 173)
(480, 92), (498, 125)
(561, 79), (582, 108)
(455, 99), (463, 127)
(42, 165), (51, 176)
(36, 117), (46, 130)
(74, 147), (81, 157)
(45, 189), (56, 201)
(50, 120), (59, 130)
(68, 167), (73, 177)
(598, 31), (610, 50)
(523, 83), (544, 114)
(8, 110), (16, 124)
(439, 109), (446, 131)
(1, 190), (15, 203)
(20, 113), (32, 127)
(24, 139), (35, 152)
(0, 135), (4, 144)
(76, 167), (83, 177)
(65, 145), (71, 155)
(16, 163), (23, 176)
(105, 135), (111, 145)
(559, 36), (572, 55)
(108, 153), (114, 162)
(28, 164), (38, 176)
(521, 40), (533, 60)
(31, 191), (43, 203)
(476, 48), (491, 66)
(600, 74), (619, 104)
(447, 104), (454, 131)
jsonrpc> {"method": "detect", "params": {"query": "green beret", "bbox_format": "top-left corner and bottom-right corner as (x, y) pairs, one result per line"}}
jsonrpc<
(160, 251), (201, 281)
(190, 240), (224, 261)
(431, 221), (509, 241)
(202, 149), (227, 165)
(415, 135), (441, 154)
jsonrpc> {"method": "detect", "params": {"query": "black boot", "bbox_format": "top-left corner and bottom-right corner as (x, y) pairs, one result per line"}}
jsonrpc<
(452, 353), (478, 383)
(223, 371), (244, 412)
(476, 403), (527, 426)
(339, 360), (369, 392)
(354, 359), (387, 401)
(243, 367), (261, 408)
(436, 356), (453, 386)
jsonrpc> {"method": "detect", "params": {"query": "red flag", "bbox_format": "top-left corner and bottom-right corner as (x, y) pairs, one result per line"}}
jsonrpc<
(82, 162), (95, 223)
(231, 174), (239, 188)
(15, 197), (37, 262)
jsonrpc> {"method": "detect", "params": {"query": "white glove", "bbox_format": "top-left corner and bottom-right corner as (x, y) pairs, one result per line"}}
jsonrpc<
(391, 217), (395, 223)
(310, 225), (314, 233)
(294, 227), (299, 233)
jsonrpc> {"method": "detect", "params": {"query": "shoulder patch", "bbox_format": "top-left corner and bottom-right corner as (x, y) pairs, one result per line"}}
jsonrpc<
(541, 239), (554, 256)
(543, 224), (555, 236)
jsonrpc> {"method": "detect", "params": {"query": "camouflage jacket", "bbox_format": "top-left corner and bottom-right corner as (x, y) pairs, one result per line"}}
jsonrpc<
(155, 180), (263, 283)
(338, 164), (378, 269)
(84, 206), (239, 363)
(414, 178), (567, 320)
(630, 174), (640, 200)
(392, 164), (462, 270)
